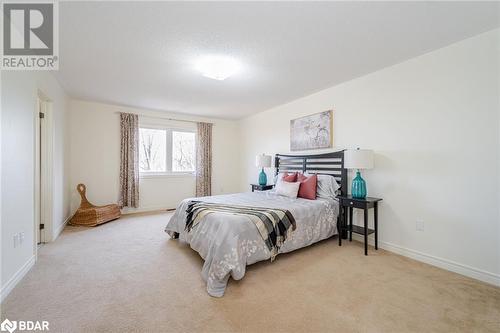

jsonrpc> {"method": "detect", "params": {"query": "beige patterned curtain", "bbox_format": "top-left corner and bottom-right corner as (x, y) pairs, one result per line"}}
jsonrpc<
(119, 113), (139, 208)
(196, 122), (213, 197)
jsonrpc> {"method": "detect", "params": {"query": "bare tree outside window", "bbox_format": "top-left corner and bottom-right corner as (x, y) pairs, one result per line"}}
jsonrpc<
(139, 127), (195, 174)
(139, 128), (166, 172)
(172, 131), (195, 172)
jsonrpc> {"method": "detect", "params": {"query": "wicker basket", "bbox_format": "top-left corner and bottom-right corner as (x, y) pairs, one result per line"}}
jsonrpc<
(69, 184), (121, 227)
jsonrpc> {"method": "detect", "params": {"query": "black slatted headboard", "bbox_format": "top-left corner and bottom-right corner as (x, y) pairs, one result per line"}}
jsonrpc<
(275, 150), (348, 196)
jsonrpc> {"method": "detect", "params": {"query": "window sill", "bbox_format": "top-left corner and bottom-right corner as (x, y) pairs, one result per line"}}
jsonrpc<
(140, 173), (195, 179)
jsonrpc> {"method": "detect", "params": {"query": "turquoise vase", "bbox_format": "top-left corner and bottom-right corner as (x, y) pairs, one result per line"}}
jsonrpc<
(351, 170), (367, 199)
(258, 168), (267, 186)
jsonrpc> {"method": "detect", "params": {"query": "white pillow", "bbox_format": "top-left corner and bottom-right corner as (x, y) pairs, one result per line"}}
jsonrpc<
(305, 173), (340, 199)
(275, 180), (300, 198)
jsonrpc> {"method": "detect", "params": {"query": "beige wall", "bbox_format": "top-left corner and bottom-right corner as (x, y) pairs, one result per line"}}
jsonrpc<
(68, 100), (241, 214)
(239, 29), (500, 284)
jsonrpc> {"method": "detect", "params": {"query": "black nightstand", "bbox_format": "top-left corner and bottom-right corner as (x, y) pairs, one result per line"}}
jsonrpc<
(251, 184), (274, 192)
(337, 195), (382, 255)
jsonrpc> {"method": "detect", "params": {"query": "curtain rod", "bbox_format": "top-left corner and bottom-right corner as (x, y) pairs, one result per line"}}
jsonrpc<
(115, 112), (214, 125)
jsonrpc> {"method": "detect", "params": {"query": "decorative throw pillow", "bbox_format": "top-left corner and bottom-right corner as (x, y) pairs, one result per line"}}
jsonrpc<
(281, 172), (298, 182)
(297, 173), (318, 200)
(274, 171), (298, 184)
(275, 180), (300, 198)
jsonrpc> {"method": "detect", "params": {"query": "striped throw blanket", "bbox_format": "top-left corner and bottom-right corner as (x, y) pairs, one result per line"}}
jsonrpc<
(185, 201), (297, 260)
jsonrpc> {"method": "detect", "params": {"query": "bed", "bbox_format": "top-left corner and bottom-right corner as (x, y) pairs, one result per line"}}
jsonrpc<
(164, 151), (348, 297)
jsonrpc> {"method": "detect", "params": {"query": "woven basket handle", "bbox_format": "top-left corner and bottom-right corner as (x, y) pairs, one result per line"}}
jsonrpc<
(76, 183), (92, 208)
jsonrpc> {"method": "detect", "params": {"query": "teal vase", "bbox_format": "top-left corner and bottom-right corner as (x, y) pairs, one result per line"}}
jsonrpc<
(258, 168), (267, 186)
(351, 171), (367, 199)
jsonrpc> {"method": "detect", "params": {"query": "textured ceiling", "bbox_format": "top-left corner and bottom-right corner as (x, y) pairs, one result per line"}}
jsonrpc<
(55, 1), (500, 119)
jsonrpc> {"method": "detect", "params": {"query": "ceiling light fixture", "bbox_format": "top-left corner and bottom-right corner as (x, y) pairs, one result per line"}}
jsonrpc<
(194, 55), (241, 81)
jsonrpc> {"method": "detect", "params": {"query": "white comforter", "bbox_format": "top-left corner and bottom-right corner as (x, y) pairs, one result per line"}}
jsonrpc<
(165, 191), (339, 297)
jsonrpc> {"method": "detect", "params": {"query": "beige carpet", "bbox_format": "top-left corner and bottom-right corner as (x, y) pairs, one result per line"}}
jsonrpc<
(1, 212), (499, 333)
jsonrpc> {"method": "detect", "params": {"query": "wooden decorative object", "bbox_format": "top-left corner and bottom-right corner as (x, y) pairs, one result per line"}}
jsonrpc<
(69, 184), (121, 227)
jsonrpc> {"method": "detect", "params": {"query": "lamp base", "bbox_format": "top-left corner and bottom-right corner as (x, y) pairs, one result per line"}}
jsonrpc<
(351, 171), (367, 199)
(258, 168), (267, 186)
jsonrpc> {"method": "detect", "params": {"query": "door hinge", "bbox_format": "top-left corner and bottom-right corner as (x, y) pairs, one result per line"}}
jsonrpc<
(39, 112), (45, 119)
(40, 223), (45, 230)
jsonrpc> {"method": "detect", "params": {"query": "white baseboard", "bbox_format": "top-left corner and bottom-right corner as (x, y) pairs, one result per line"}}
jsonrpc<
(121, 205), (174, 215)
(0, 255), (36, 303)
(52, 216), (70, 241)
(351, 234), (500, 287)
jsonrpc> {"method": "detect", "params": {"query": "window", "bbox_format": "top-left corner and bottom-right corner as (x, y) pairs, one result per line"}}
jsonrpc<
(139, 127), (195, 175)
(172, 131), (195, 172)
(139, 128), (166, 172)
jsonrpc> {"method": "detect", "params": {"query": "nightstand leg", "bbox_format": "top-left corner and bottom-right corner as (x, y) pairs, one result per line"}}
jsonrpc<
(364, 208), (368, 256)
(349, 207), (353, 242)
(338, 206), (343, 246)
(374, 202), (378, 250)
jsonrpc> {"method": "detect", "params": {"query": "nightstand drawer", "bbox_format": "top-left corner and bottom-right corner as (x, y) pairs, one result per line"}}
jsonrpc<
(340, 199), (366, 209)
(251, 184), (274, 192)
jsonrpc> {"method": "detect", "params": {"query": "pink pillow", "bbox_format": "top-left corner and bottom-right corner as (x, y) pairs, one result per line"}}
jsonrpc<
(282, 172), (298, 182)
(297, 173), (317, 200)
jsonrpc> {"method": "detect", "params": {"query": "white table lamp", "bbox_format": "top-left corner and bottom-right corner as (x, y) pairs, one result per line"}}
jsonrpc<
(255, 154), (272, 186)
(344, 148), (374, 198)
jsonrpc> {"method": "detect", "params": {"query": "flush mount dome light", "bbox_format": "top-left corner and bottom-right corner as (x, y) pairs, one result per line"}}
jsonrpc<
(194, 55), (241, 81)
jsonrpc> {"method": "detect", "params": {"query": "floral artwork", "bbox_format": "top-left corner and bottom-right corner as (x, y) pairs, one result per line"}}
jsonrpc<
(290, 110), (333, 151)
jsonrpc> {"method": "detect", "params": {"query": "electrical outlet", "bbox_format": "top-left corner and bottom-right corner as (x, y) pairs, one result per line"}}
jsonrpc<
(19, 232), (25, 244)
(416, 219), (424, 231)
(13, 234), (18, 248)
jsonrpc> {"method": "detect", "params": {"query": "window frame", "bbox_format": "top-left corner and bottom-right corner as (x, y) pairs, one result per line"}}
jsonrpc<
(138, 123), (196, 178)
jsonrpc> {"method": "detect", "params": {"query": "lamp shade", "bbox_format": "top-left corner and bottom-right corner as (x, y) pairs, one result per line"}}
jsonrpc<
(255, 154), (272, 168)
(344, 149), (374, 169)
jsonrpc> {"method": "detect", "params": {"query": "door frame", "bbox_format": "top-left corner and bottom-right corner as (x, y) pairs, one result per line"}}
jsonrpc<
(34, 91), (54, 249)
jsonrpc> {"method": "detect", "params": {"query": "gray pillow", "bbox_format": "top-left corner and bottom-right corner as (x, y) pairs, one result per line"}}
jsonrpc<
(305, 173), (340, 199)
